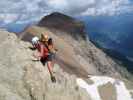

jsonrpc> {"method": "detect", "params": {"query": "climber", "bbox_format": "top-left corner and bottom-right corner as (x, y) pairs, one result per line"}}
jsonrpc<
(41, 34), (58, 64)
(41, 34), (58, 68)
(32, 36), (56, 83)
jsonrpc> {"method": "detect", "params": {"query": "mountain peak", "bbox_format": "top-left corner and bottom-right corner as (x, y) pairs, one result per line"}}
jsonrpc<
(38, 12), (86, 40)
(45, 12), (73, 19)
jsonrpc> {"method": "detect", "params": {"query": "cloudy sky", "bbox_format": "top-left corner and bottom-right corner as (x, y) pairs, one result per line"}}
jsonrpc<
(0, 0), (133, 25)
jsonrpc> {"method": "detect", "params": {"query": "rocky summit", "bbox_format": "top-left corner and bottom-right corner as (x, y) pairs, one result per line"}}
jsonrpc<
(38, 12), (86, 40)
(0, 12), (133, 100)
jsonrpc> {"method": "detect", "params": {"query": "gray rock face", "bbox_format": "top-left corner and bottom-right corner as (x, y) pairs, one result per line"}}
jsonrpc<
(0, 30), (90, 100)
(0, 31), (32, 100)
(24, 63), (91, 100)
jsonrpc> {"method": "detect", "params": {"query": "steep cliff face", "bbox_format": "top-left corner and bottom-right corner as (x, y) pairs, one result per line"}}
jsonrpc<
(0, 30), (90, 100)
(20, 12), (132, 80)
(36, 13), (132, 80)
(21, 25), (132, 79)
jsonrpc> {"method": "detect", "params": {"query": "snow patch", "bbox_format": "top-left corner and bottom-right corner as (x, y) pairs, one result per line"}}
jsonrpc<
(77, 78), (101, 100)
(77, 76), (133, 100)
(115, 81), (132, 100)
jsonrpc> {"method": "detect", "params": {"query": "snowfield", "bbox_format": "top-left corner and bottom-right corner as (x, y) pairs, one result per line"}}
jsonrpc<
(77, 76), (133, 100)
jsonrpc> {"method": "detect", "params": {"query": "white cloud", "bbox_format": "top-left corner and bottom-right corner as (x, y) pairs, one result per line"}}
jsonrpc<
(47, 0), (68, 10)
(0, 0), (133, 25)
(0, 14), (20, 24)
(81, 0), (133, 16)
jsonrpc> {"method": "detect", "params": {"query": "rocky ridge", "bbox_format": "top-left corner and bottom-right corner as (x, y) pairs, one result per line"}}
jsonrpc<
(0, 30), (133, 100)
(0, 30), (90, 100)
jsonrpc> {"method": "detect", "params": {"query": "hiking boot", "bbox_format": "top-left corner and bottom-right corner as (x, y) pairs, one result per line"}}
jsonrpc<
(51, 76), (56, 83)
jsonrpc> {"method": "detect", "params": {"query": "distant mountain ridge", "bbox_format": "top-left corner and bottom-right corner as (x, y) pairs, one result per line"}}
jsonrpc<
(90, 39), (133, 73)
(79, 15), (133, 57)
(78, 15), (133, 74)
